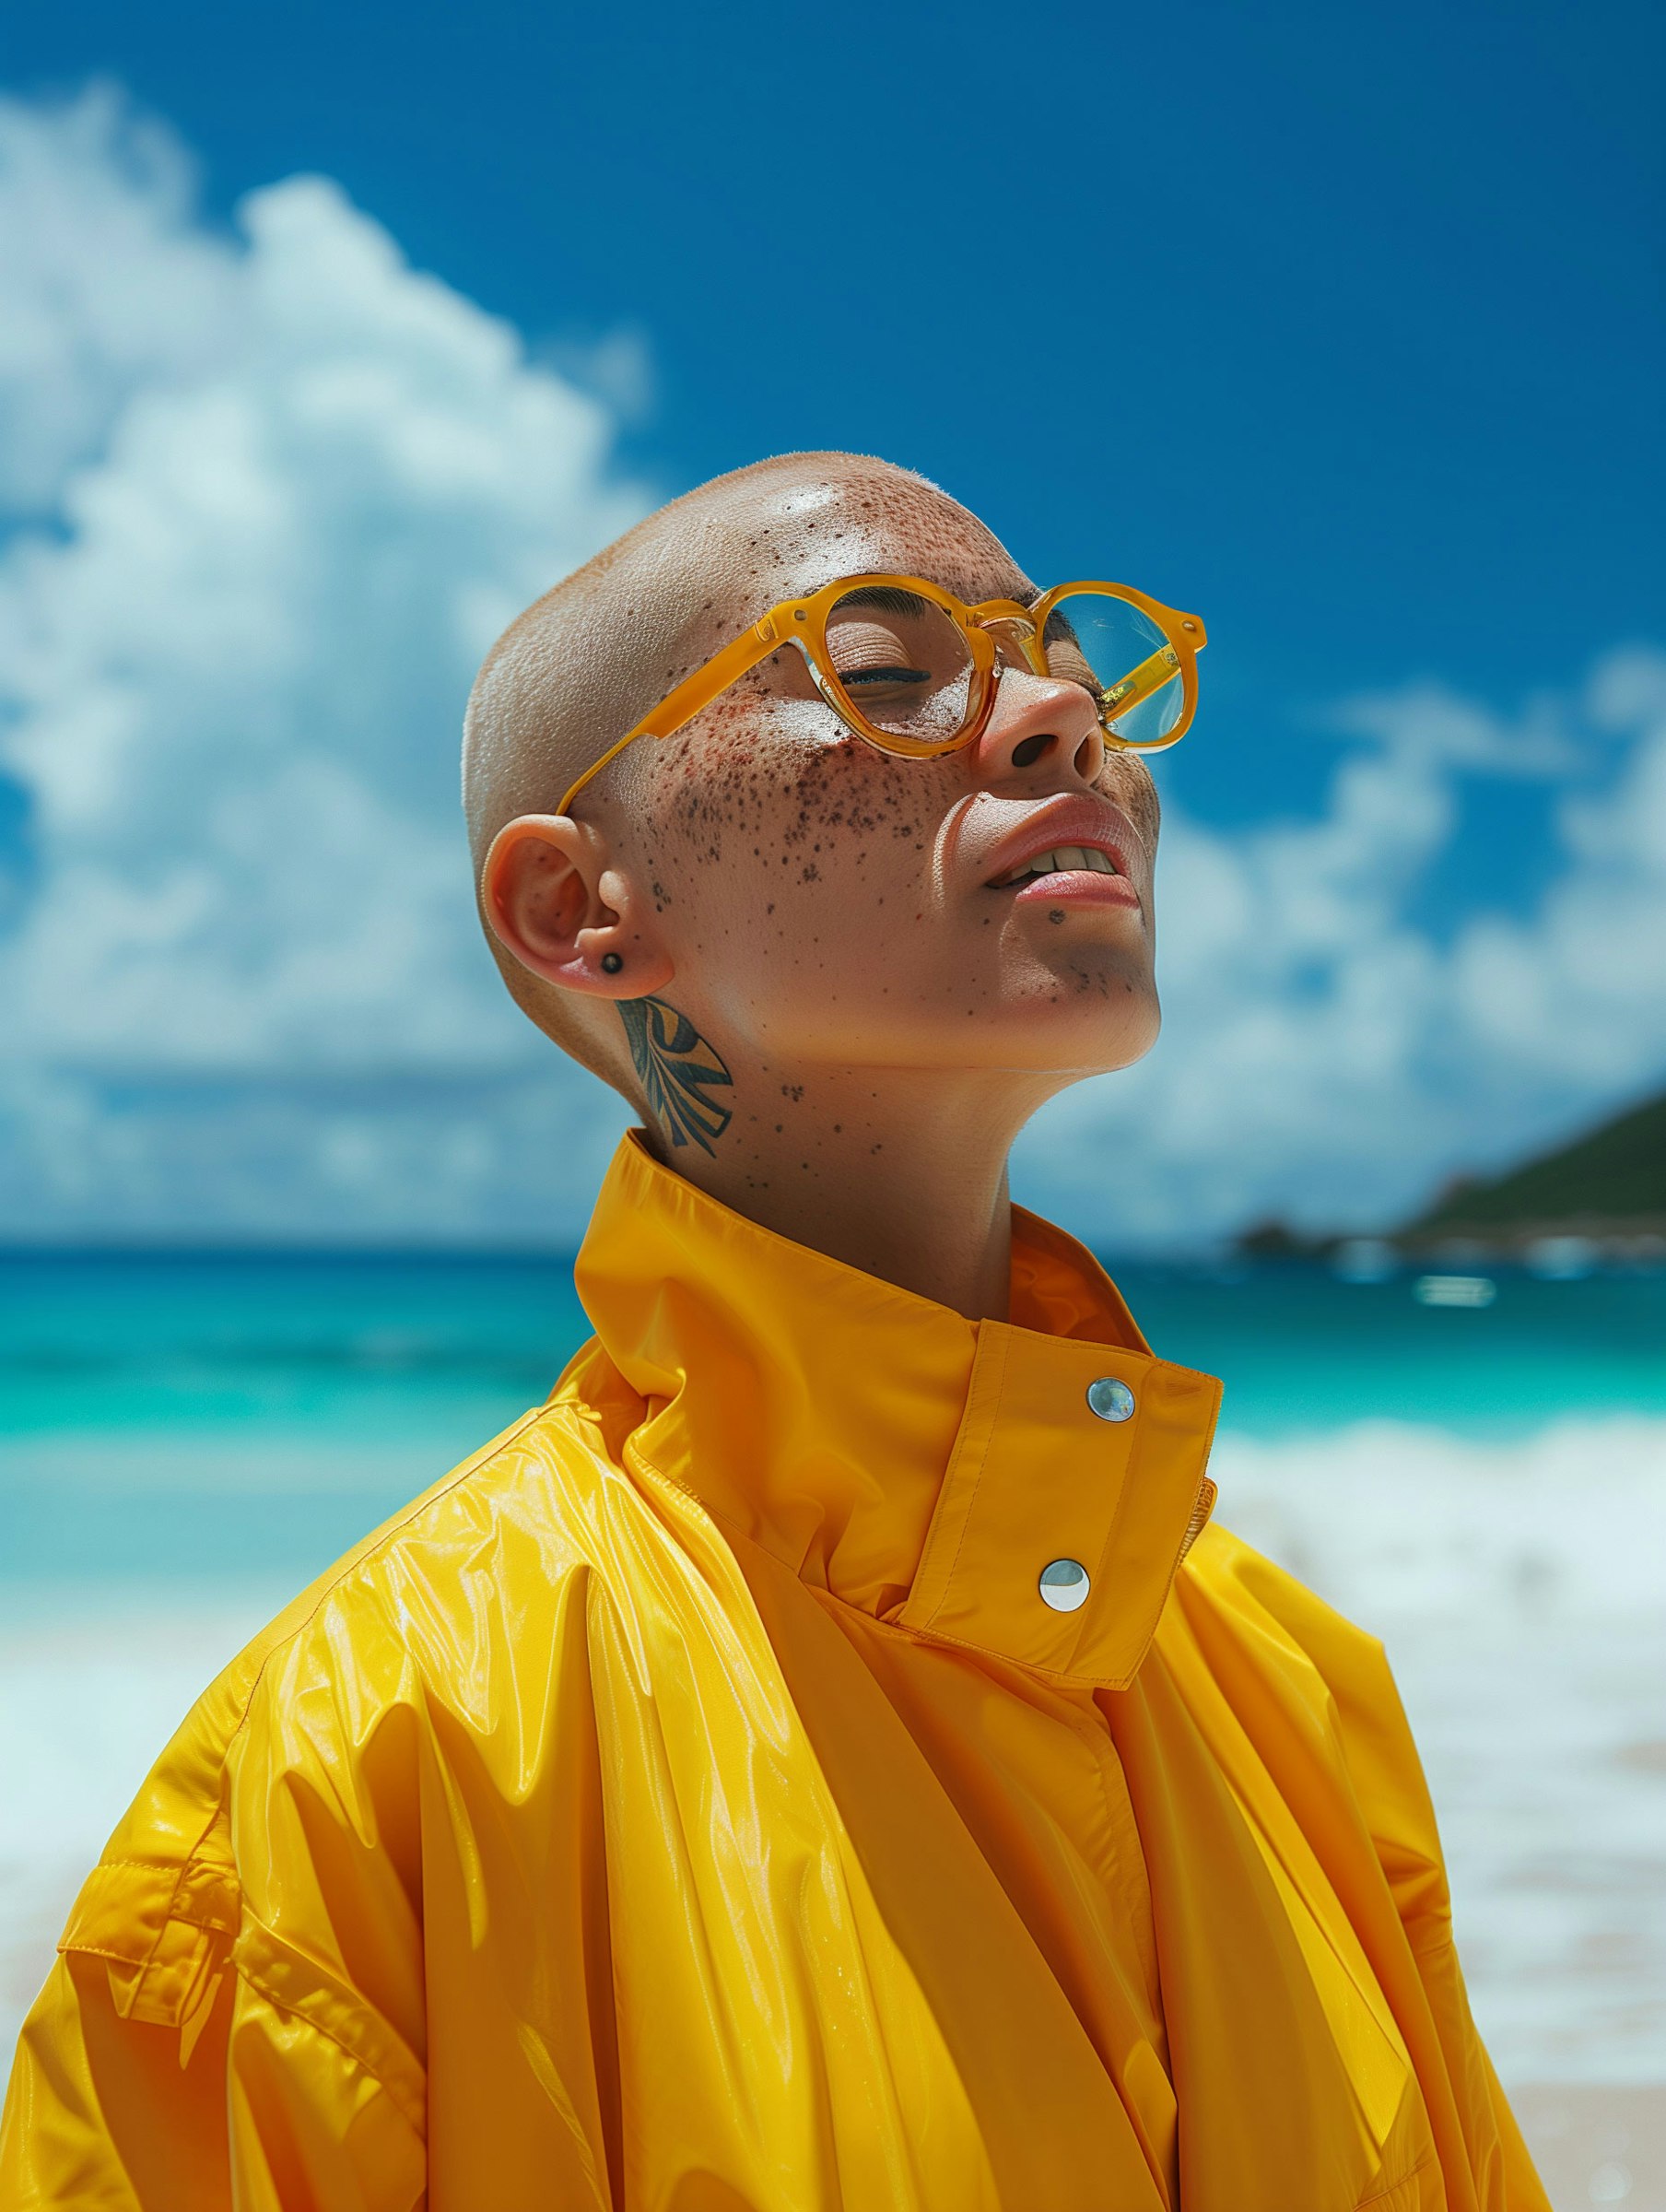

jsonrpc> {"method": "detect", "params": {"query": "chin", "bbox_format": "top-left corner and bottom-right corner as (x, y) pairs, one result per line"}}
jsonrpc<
(986, 989), (1162, 1076)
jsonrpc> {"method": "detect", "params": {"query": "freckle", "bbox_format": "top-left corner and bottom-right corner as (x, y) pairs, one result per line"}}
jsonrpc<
(1049, 909), (1065, 924)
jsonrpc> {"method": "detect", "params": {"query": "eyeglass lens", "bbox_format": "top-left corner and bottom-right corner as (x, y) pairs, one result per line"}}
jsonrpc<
(1042, 594), (1184, 747)
(823, 585), (975, 739)
(820, 582), (1184, 750)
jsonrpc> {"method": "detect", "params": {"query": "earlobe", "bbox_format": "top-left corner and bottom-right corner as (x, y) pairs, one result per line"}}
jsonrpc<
(481, 814), (674, 999)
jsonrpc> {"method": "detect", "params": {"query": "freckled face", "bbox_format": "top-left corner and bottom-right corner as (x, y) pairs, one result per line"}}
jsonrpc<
(607, 477), (1164, 1077)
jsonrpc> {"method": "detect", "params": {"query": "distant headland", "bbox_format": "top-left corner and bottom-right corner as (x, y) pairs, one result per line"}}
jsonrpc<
(1236, 1088), (1666, 1268)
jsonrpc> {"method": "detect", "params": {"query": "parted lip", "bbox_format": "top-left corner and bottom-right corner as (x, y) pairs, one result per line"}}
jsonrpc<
(977, 794), (1143, 889)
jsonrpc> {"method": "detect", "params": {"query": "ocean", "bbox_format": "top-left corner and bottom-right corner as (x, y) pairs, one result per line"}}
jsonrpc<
(3, 1249), (1664, 2109)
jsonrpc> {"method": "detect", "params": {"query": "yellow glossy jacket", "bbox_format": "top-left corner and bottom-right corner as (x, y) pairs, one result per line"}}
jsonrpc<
(2, 1132), (1549, 2210)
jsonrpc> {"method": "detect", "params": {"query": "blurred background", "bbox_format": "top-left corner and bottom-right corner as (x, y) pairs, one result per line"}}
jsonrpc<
(1, 0), (1662, 2197)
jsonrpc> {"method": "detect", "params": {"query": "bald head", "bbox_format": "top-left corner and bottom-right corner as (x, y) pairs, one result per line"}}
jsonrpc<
(462, 448), (1163, 1129)
(462, 451), (1007, 875)
(461, 449), (1028, 1090)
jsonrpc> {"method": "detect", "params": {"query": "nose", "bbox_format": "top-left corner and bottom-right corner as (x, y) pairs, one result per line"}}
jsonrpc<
(969, 654), (1106, 791)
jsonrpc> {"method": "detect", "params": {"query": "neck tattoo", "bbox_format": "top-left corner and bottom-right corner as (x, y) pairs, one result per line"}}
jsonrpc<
(618, 996), (734, 1154)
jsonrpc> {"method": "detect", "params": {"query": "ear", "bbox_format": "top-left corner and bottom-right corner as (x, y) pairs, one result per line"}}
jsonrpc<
(480, 814), (675, 999)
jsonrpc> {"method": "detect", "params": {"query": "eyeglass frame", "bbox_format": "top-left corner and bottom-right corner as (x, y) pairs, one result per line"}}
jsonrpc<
(556, 573), (1206, 818)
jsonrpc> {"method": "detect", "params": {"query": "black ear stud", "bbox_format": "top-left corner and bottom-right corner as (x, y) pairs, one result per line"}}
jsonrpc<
(601, 952), (624, 975)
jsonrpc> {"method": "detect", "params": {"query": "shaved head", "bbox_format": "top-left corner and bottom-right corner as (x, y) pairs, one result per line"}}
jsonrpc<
(463, 445), (1164, 1145)
(462, 449), (1027, 1088)
(463, 450), (990, 871)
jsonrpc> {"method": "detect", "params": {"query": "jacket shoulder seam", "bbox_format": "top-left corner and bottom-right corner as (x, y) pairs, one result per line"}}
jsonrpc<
(85, 1403), (557, 1947)
(214, 1401), (553, 1760)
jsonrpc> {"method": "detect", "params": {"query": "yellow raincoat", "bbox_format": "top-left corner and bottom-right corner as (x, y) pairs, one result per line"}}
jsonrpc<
(2, 1131), (1548, 2209)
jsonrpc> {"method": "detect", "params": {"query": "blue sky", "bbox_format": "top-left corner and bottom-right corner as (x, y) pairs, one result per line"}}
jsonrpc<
(0, 0), (1662, 1244)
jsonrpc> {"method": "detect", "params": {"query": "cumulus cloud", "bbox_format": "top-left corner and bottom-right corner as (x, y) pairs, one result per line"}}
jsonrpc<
(0, 85), (1661, 1244)
(1449, 652), (1666, 1088)
(0, 85), (648, 1235)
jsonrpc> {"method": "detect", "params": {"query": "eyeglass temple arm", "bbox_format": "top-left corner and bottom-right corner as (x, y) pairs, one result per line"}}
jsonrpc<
(557, 617), (786, 815)
(1098, 642), (1182, 721)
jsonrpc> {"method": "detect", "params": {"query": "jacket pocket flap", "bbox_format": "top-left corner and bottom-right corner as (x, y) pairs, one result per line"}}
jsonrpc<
(59, 1856), (239, 2028)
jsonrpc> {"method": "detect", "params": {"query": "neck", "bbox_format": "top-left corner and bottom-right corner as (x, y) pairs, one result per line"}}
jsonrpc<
(652, 1067), (1049, 1323)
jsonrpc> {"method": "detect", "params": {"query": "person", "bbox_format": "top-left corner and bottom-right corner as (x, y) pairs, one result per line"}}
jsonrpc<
(0, 453), (1550, 2210)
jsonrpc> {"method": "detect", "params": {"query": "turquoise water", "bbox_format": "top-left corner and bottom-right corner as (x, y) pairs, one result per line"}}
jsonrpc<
(4, 1251), (1663, 1585)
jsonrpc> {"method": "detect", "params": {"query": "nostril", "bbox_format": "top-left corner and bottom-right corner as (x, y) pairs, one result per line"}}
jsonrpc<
(1073, 732), (1104, 781)
(1012, 733), (1050, 769)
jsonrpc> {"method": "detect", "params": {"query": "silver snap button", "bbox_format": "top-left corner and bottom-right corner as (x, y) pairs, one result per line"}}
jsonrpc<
(1038, 1559), (1091, 1612)
(1086, 1376), (1135, 1423)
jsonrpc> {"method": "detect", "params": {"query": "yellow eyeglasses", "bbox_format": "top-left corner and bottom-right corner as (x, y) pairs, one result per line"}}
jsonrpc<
(557, 573), (1205, 816)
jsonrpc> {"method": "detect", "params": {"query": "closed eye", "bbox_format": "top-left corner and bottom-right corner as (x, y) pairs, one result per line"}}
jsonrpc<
(842, 664), (929, 687)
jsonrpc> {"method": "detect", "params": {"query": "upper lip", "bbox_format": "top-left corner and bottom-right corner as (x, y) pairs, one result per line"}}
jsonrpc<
(977, 794), (1143, 888)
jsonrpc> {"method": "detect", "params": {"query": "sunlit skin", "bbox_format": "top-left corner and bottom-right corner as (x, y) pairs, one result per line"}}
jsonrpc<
(476, 457), (1166, 1324)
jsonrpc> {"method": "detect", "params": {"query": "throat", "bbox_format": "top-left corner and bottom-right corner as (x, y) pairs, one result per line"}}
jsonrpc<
(645, 1069), (1020, 1324)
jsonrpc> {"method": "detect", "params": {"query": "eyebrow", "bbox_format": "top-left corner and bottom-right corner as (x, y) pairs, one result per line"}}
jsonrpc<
(830, 582), (1043, 617)
(831, 585), (932, 616)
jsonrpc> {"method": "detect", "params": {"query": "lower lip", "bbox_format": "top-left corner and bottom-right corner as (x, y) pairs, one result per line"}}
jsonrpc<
(1003, 869), (1141, 909)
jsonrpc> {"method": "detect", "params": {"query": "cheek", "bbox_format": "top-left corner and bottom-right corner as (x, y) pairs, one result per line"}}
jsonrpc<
(647, 719), (944, 947)
(767, 743), (941, 909)
(1101, 753), (1161, 858)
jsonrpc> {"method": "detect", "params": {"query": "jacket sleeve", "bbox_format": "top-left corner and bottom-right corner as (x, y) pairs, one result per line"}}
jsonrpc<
(1223, 1540), (1554, 2212)
(1336, 1657), (1554, 2212)
(1, 1947), (424, 2212)
(0, 1584), (428, 2212)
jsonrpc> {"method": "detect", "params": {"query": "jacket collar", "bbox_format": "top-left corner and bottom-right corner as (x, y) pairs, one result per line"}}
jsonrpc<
(573, 1131), (1222, 1690)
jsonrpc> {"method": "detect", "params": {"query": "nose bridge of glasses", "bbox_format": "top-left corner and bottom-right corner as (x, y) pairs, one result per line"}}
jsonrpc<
(972, 607), (1046, 678)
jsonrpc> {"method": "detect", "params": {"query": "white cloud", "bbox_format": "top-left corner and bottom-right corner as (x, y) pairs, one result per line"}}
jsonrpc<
(0, 86), (230, 512)
(0, 86), (646, 1235)
(1, 85), (1662, 1244)
(1449, 653), (1666, 1089)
